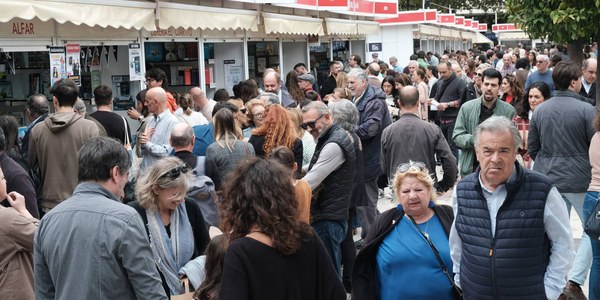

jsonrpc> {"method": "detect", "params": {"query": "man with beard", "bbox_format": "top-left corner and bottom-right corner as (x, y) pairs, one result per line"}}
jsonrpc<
(347, 69), (391, 245)
(453, 68), (516, 177)
(263, 70), (295, 107)
(302, 101), (357, 276)
(320, 61), (342, 98)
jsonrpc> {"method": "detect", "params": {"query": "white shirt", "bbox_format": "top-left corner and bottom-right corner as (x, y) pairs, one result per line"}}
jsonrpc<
(200, 99), (217, 122)
(449, 169), (574, 300)
(582, 76), (594, 94)
(177, 111), (209, 127)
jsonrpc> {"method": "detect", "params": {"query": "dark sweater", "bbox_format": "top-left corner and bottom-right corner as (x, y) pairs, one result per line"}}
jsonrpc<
(219, 234), (346, 300)
(248, 135), (303, 177)
(0, 153), (38, 218)
(89, 111), (131, 145)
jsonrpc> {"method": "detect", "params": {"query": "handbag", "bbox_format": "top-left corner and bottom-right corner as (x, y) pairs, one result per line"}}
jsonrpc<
(171, 278), (195, 300)
(408, 215), (463, 299)
(585, 199), (600, 240)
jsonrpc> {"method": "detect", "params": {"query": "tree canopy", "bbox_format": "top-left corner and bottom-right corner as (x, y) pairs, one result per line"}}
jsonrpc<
(505, 0), (600, 43)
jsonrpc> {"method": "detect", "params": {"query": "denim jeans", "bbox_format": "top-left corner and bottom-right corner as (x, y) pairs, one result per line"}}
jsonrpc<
(312, 219), (348, 276)
(562, 192), (593, 285)
(584, 191), (600, 300)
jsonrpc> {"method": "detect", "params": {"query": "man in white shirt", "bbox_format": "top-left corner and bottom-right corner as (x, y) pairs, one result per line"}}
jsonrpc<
(191, 87), (216, 122)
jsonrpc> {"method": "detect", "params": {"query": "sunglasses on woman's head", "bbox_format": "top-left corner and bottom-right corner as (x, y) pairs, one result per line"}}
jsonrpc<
(160, 164), (190, 179)
(397, 161), (427, 173)
(301, 113), (325, 130)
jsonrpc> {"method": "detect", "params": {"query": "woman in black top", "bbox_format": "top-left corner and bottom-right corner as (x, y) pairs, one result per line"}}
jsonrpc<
(218, 158), (345, 300)
(129, 157), (209, 298)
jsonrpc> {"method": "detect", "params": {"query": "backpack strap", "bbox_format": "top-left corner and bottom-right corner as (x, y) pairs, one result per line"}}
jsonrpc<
(194, 156), (206, 176)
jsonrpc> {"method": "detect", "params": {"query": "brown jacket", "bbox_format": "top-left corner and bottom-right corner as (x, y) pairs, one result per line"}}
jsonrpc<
(0, 207), (38, 300)
(28, 112), (100, 209)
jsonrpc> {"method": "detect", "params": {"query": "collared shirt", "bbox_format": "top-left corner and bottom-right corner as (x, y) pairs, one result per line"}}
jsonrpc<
(34, 182), (167, 300)
(478, 100), (497, 125)
(582, 76), (594, 94)
(141, 110), (179, 172)
(449, 169), (575, 300)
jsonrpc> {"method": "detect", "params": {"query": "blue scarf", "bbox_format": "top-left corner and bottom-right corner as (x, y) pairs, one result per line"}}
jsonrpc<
(146, 203), (195, 295)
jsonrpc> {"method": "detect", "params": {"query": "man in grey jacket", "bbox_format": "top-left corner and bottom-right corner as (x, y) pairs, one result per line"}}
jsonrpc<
(34, 137), (167, 300)
(528, 61), (596, 299)
(381, 86), (457, 194)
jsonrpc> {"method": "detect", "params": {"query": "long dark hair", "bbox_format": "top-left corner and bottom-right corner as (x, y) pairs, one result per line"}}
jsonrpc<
(382, 75), (399, 100)
(194, 235), (228, 300)
(220, 157), (312, 255)
(519, 81), (551, 119)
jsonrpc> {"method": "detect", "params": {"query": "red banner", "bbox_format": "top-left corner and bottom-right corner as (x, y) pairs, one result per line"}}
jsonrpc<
(478, 24), (488, 31)
(437, 14), (455, 24)
(352, 0), (373, 13)
(374, 2), (397, 15)
(455, 16), (464, 26)
(318, 0), (348, 7)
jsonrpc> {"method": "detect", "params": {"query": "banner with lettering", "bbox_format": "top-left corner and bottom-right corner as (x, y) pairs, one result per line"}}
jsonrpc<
(65, 44), (81, 85)
(128, 43), (143, 81)
(49, 46), (66, 86)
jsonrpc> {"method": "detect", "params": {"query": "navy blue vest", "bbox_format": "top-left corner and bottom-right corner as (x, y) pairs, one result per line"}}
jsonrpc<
(456, 163), (552, 299)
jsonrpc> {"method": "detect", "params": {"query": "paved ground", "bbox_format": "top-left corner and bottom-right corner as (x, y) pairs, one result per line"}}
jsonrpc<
(353, 171), (590, 297)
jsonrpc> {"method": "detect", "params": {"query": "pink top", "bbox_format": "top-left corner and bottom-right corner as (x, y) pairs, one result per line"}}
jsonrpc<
(589, 132), (600, 192)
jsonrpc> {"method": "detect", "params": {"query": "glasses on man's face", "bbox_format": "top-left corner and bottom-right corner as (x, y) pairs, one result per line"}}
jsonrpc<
(475, 73), (483, 77)
(397, 161), (427, 173)
(536, 61), (546, 64)
(240, 108), (247, 114)
(160, 164), (190, 179)
(301, 113), (325, 130)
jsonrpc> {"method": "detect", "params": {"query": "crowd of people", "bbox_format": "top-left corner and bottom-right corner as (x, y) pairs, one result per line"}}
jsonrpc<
(0, 41), (599, 300)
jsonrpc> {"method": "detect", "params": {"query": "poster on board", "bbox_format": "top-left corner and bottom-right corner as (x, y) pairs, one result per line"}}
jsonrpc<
(49, 46), (66, 86)
(224, 59), (243, 95)
(128, 43), (143, 81)
(65, 44), (81, 85)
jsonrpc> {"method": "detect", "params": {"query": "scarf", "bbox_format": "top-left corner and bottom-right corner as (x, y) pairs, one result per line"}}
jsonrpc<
(434, 73), (457, 102)
(146, 204), (195, 295)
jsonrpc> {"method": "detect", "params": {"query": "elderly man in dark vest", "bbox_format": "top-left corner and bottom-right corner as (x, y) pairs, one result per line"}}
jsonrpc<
(449, 116), (574, 300)
(302, 101), (356, 276)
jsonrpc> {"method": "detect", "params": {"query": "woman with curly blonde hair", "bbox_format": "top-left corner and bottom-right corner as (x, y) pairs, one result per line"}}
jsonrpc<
(218, 157), (345, 299)
(249, 104), (303, 176)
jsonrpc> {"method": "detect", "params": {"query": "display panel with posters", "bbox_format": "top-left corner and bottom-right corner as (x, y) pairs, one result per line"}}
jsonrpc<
(65, 44), (81, 85)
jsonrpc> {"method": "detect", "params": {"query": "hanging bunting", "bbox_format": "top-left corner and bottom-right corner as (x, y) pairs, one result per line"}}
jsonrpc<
(103, 45), (110, 63)
(112, 46), (119, 62)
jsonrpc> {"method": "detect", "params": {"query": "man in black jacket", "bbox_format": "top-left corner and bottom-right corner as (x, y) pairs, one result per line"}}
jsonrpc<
(579, 58), (596, 105)
(433, 61), (466, 160)
(320, 60), (342, 98)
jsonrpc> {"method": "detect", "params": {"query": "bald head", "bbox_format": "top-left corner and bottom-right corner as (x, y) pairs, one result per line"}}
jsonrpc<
(170, 123), (194, 150)
(190, 87), (208, 109)
(368, 62), (381, 77)
(146, 87), (167, 115)
(263, 71), (281, 93)
(399, 86), (419, 109)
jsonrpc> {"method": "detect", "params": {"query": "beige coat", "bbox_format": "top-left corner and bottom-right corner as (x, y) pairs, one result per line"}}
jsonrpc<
(0, 207), (38, 300)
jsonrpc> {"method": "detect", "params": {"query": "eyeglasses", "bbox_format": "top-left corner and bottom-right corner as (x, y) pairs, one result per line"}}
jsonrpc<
(240, 108), (247, 114)
(300, 113), (325, 130)
(253, 112), (264, 119)
(475, 73), (483, 77)
(159, 164), (190, 179)
(397, 161), (427, 173)
(536, 61), (546, 64)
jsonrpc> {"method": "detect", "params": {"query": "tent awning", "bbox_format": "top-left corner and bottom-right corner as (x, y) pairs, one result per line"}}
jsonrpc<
(325, 18), (357, 35)
(159, 3), (258, 31)
(0, 0), (156, 30)
(498, 31), (530, 40)
(473, 32), (493, 44)
(264, 13), (323, 36)
(356, 21), (380, 35)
